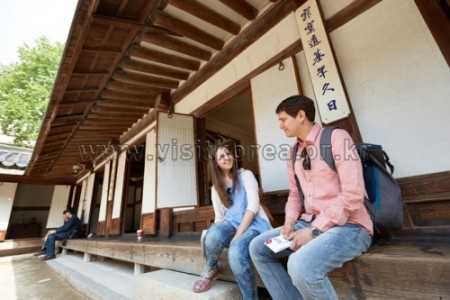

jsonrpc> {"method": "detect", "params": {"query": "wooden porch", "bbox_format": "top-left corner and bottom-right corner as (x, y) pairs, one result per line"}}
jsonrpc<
(58, 235), (450, 299)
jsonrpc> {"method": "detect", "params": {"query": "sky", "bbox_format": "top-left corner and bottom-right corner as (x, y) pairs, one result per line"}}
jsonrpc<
(0, 0), (78, 65)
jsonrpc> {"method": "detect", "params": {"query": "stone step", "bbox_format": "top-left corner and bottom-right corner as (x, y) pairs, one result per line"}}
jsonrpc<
(135, 269), (242, 300)
(46, 253), (134, 300)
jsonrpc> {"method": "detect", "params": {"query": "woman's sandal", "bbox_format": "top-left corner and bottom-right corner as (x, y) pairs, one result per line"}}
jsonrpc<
(192, 266), (219, 293)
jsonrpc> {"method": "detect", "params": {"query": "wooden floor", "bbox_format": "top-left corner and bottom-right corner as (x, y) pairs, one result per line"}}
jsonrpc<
(58, 235), (450, 299)
(0, 238), (42, 257)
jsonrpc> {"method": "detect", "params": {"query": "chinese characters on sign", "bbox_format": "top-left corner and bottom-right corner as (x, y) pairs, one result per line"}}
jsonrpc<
(295, 0), (350, 123)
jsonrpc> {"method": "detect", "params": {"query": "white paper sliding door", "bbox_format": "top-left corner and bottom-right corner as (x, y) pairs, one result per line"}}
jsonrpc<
(156, 112), (198, 208)
(98, 160), (111, 222)
(112, 151), (127, 219)
(142, 130), (157, 214)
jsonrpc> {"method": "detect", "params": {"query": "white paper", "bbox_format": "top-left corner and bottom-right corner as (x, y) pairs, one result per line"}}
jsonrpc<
(264, 235), (292, 253)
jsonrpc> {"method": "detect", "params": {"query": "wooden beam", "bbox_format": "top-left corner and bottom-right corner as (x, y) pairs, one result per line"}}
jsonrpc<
(168, 0), (240, 35)
(79, 123), (131, 130)
(75, 129), (125, 134)
(80, 47), (122, 54)
(105, 81), (163, 95)
(152, 10), (224, 50)
(70, 138), (112, 144)
(92, 100), (153, 109)
(72, 71), (109, 76)
(92, 13), (146, 30)
(113, 70), (179, 89)
(88, 113), (143, 120)
(93, 105), (149, 113)
(51, 120), (81, 127)
(42, 140), (67, 148)
(101, 95), (161, 103)
(219, 0), (258, 20)
(53, 114), (85, 121)
(59, 99), (99, 106)
(40, 145), (67, 155)
(65, 89), (99, 93)
(172, 0), (306, 103)
(122, 58), (190, 80)
(91, 105), (145, 115)
(129, 46), (200, 71)
(140, 33), (211, 61)
(414, 0), (450, 67)
(46, 131), (73, 140)
(0, 174), (73, 185)
(101, 89), (158, 101)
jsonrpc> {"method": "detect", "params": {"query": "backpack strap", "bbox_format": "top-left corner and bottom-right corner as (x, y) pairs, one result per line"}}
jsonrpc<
(320, 126), (340, 172)
(292, 142), (305, 212)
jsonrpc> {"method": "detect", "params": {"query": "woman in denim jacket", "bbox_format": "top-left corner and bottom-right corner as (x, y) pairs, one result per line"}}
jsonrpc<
(193, 145), (271, 299)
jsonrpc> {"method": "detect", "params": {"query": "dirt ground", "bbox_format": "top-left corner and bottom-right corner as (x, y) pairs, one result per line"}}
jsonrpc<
(0, 254), (84, 300)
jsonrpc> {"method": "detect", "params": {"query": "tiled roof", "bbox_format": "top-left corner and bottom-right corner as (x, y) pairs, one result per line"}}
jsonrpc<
(0, 144), (32, 170)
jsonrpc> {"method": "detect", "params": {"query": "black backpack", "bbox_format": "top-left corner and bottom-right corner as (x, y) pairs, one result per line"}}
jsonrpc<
(292, 126), (404, 233)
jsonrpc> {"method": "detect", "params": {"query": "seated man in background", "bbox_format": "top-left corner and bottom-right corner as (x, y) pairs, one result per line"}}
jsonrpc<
(34, 208), (81, 261)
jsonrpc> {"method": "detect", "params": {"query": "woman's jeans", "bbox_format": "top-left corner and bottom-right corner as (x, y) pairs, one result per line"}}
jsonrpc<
(249, 221), (372, 300)
(204, 221), (260, 300)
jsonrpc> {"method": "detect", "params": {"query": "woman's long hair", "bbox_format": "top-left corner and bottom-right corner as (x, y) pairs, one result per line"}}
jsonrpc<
(208, 145), (239, 208)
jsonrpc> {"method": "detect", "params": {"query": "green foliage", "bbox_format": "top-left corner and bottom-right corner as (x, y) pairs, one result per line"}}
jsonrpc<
(0, 36), (64, 146)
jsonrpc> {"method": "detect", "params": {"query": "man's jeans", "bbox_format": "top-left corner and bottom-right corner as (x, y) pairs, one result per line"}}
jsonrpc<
(44, 233), (67, 256)
(204, 221), (260, 300)
(249, 221), (372, 300)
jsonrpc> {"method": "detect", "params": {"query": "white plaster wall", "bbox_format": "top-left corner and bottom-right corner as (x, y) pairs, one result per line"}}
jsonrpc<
(46, 185), (71, 228)
(0, 183), (17, 231)
(319, 0), (355, 19)
(328, 0), (450, 177)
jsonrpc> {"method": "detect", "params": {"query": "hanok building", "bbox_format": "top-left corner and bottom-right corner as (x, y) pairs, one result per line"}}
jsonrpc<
(0, 0), (449, 298)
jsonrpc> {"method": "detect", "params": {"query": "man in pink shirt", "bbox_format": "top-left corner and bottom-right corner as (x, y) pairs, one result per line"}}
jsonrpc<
(250, 95), (373, 299)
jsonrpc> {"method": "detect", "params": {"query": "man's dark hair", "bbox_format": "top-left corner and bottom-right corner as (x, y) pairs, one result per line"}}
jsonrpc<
(63, 208), (74, 215)
(275, 95), (316, 122)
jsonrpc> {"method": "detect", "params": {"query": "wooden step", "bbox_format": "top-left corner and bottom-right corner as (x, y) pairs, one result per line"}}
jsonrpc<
(0, 238), (42, 257)
(330, 239), (450, 299)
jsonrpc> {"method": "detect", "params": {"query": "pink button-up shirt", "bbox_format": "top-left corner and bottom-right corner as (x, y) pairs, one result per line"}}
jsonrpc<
(285, 124), (373, 236)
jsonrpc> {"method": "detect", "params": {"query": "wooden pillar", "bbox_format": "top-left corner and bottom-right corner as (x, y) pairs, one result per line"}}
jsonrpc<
(158, 208), (173, 238)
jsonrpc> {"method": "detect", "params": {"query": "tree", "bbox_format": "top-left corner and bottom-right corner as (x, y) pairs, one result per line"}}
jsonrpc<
(0, 36), (64, 146)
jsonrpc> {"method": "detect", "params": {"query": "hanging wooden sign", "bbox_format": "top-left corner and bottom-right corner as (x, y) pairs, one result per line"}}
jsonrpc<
(295, 0), (350, 123)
